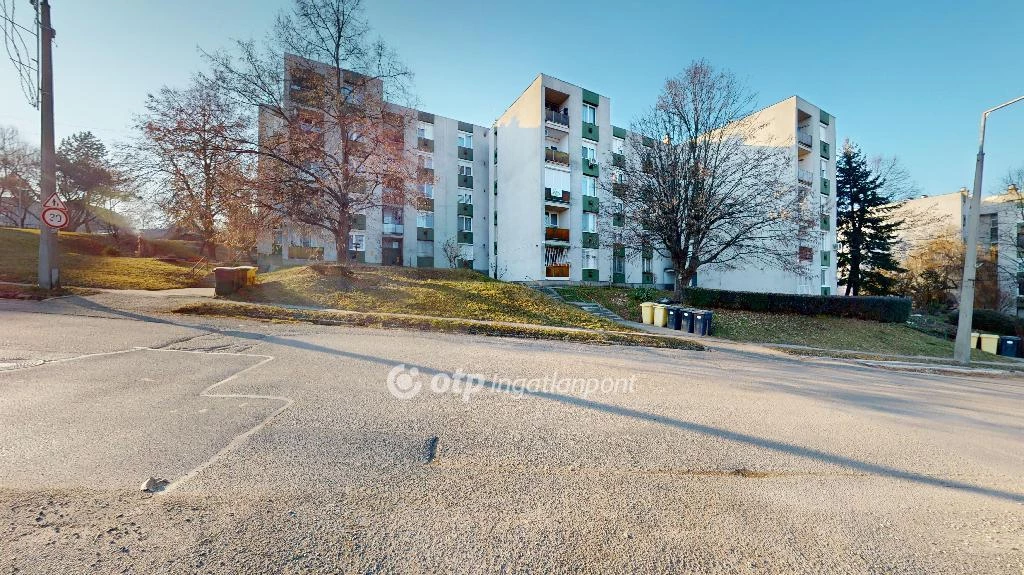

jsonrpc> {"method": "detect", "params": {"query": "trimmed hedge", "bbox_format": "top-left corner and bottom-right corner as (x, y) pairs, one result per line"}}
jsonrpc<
(681, 287), (911, 323)
(946, 309), (1023, 337)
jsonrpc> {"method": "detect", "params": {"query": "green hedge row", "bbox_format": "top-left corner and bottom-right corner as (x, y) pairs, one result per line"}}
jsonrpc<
(947, 309), (1023, 337)
(681, 287), (911, 323)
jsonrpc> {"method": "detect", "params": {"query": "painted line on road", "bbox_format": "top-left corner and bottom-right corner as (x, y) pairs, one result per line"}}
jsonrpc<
(131, 347), (294, 494)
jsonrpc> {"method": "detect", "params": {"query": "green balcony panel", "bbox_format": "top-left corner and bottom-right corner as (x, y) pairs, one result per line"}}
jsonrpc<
(612, 152), (625, 168)
(819, 110), (830, 125)
(417, 111), (434, 123)
(581, 268), (599, 282)
(821, 178), (830, 195)
(582, 232), (599, 249)
(582, 89), (600, 107)
(821, 286), (831, 296)
(583, 195), (599, 213)
(612, 126), (627, 139)
(348, 250), (366, 263)
(458, 174), (474, 189)
(417, 227), (434, 241)
(417, 256), (434, 268)
(821, 251), (831, 267)
(458, 258), (473, 269)
(350, 213), (367, 230)
(820, 141), (830, 159)
(612, 182), (626, 199)
(457, 121), (474, 133)
(458, 202), (474, 217)
(458, 231), (473, 244)
(417, 137), (434, 152)
(612, 272), (625, 284)
(641, 246), (653, 259)
(582, 159), (599, 178)
(642, 271), (654, 285)
(612, 213), (625, 227)
(582, 122), (599, 141)
(458, 146), (474, 161)
(612, 243), (625, 257)
(820, 214), (830, 231)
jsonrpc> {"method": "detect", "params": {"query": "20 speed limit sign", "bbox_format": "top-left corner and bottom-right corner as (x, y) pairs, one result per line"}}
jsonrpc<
(42, 207), (69, 229)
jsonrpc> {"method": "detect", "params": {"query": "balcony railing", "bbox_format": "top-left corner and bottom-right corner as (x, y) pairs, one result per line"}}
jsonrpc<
(545, 227), (569, 242)
(382, 223), (404, 235)
(546, 264), (570, 278)
(545, 148), (570, 166)
(545, 188), (570, 204)
(797, 131), (812, 148)
(545, 109), (569, 126)
(797, 169), (814, 185)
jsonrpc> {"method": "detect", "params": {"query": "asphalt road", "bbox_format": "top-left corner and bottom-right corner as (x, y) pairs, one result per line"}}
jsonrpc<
(0, 294), (1021, 574)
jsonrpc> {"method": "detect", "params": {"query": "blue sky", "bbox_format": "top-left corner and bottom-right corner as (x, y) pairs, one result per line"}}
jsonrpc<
(1, 0), (1021, 196)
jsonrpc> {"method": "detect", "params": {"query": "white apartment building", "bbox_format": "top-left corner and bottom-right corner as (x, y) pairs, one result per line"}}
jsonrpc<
(259, 62), (838, 295)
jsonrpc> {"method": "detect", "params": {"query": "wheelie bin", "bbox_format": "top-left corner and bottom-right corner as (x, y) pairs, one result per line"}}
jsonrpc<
(640, 302), (654, 325)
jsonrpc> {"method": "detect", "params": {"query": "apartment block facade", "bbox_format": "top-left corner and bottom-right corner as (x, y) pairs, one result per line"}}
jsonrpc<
(259, 64), (837, 295)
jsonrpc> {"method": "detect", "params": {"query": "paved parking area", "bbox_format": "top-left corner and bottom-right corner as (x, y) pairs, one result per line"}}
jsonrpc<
(0, 296), (1022, 573)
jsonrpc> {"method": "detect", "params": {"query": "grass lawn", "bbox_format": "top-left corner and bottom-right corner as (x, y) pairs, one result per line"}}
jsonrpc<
(0, 227), (211, 290)
(175, 301), (703, 350)
(556, 285), (1004, 362)
(233, 264), (625, 331)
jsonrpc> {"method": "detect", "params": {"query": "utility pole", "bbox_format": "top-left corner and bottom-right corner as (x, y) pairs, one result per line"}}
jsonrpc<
(35, 0), (58, 288)
(953, 94), (1024, 364)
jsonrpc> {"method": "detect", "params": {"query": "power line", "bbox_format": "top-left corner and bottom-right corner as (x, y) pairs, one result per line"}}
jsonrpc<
(1, 0), (39, 109)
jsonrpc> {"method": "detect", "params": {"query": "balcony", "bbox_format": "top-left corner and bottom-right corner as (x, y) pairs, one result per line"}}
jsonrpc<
(458, 174), (474, 189)
(798, 169), (814, 186)
(582, 195), (599, 213)
(821, 251), (831, 267)
(642, 271), (654, 285)
(820, 141), (830, 159)
(417, 137), (433, 152)
(612, 152), (625, 168)
(545, 188), (570, 204)
(417, 256), (434, 268)
(582, 232), (599, 249)
(821, 178), (831, 195)
(457, 202), (474, 217)
(417, 227), (434, 241)
(797, 130), (812, 148)
(546, 263), (570, 278)
(612, 182), (627, 199)
(582, 122), (599, 141)
(545, 109), (569, 127)
(545, 226), (569, 243)
(382, 223), (404, 235)
(612, 272), (626, 284)
(458, 146), (473, 161)
(350, 213), (367, 230)
(545, 148), (570, 166)
(457, 231), (473, 244)
(582, 158), (599, 178)
(582, 269), (599, 282)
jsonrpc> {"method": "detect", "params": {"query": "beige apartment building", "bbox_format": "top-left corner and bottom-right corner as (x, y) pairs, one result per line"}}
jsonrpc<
(258, 59), (837, 294)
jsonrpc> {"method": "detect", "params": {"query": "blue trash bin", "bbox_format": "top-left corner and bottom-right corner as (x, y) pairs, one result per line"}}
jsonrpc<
(693, 310), (713, 336)
(681, 308), (696, 333)
(667, 306), (683, 330)
(997, 336), (1021, 358)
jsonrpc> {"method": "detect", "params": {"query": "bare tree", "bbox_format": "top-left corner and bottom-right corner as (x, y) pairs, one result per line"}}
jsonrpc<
(127, 76), (251, 257)
(0, 125), (38, 227)
(441, 237), (461, 268)
(606, 60), (802, 295)
(203, 0), (423, 264)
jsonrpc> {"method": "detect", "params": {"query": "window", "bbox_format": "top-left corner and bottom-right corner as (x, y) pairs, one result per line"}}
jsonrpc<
(583, 248), (598, 270)
(416, 122), (433, 140)
(642, 258), (652, 273)
(417, 241), (433, 257)
(819, 125), (827, 141)
(583, 212), (596, 233)
(348, 234), (366, 252)
(419, 154), (434, 169)
(582, 144), (596, 162)
(457, 132), (473, 149)
(458, 192), (472, 204)
(458, 163), (472, 177)
(820, 158), (828, 178)
(582, 176), (597, 197)
(382, 209), (402, 225)
(545, 211), (559, 227)
(613, 255), (624, 275)
(612, 136), (624, 155)
(416, 211), (434, 228)
(820, 267), (828, 287)
(420, 183), (434, 198)
(582, 103), (596, 124)
(798, 246), (813, 262)
(458, 215), (472, 232)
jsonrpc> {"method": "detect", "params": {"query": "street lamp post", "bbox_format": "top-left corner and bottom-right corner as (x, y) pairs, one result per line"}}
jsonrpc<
(953, 94), (1024, 365)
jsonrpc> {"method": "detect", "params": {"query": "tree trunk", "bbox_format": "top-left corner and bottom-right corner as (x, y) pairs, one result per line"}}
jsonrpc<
(334, 215), (352, 264)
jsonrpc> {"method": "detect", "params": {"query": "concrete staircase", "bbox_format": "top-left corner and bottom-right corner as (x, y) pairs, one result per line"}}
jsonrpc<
(569, 301), (626, 323)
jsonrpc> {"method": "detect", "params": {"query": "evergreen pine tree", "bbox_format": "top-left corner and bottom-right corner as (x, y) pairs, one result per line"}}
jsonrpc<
(836, 141), (906, 296)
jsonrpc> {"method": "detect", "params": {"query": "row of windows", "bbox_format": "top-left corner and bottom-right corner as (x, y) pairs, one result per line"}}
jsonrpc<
(544, 211), (597, 233)
(415, 121), (473, 149)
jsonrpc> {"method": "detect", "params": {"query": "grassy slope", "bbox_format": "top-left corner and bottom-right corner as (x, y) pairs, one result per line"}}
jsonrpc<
(234, 264), (624, 330)
(0, 227), (210, 290)
(556, 285), (1002, 361)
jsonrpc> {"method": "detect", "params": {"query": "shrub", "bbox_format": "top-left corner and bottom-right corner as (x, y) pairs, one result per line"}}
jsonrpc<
(680, 287), (911, 323)
(946, 309), (1023, 337)
(101, 245), (121, 257)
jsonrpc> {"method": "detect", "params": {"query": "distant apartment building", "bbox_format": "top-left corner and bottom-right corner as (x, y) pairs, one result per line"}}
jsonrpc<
(894, 185), (1024, 315)
(258, 60), (837, 295)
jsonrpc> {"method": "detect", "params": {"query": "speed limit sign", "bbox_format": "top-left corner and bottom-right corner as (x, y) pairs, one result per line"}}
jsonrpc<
(41, 207), (69, 229)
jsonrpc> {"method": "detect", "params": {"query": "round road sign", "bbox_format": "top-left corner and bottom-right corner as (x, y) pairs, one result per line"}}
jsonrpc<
(42, 207), (69, 229)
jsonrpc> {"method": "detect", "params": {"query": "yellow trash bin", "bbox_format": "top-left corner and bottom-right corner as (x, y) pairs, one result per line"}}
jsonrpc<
(970, 332), (979, 349)
(640, 302), (655, 325)
(979, 334), (999, 354)
(653, 304), (669, 327)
